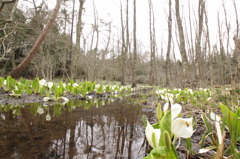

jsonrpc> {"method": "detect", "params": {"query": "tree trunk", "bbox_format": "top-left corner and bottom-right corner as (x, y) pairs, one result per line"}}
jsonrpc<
(9, 0), (63, 78)
(222, 0), (232, 84)
(175, 0), (188, 77)
(195, 0), (205, 82)
(148, 0), (156, 86)
(233, 36), (240, 83)
(76, 0), (85, 54)
(120, 0), (126, 85)
(125, 0), (130, 84)
(166, 0), (172, 86)
(68, 0), (75, 79)
(233, 0), (240, 83)
(217, 14), (226, 84)
(132, 0), (137, 88)
(204, 4), (213, 85)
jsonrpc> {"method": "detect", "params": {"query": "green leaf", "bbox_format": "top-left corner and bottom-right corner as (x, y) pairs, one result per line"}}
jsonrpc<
(201, 114), (212, 133)
(0, 77), (4, 88)
(6, 76), (15, 91)
(4, 105), (11, 112)
(151, 146), (166, 159)
(32, 77), (40, 93)
(159, 110), (171, 146)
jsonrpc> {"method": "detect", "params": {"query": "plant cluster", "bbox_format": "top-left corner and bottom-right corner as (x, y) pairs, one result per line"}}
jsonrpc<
(143, 87), (240, 158)
(0, 76), (132, 101)
(144, 103), (194, 159)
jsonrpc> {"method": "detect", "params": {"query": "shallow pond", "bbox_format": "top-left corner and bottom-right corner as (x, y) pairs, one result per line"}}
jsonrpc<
(0, 98), (154, 159)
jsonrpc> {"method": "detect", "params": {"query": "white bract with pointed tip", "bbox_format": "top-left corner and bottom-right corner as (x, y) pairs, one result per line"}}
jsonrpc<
(145, 121), (161, 148)
(172, 117), (194, 139)
(210, 112), (221, 122)
(163, 103), (194, 140)
(163, 103), (182, 120)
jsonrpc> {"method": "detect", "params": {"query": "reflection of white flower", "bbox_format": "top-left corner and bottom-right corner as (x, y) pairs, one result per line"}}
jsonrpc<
(43, 104), (49, 107)
(163, 103), (182, 120)
(43, 97), (52, 102)
(145, 121), (161, 148)
(58, 97), (69, 105)
(172, 118), (194, 139)
(37, 107), (44, 114)
(102, 100), (105, 106)
(46, 114), (51, 121)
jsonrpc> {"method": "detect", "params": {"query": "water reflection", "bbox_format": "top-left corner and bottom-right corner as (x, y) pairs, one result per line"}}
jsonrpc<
(0, 99), (154, 159)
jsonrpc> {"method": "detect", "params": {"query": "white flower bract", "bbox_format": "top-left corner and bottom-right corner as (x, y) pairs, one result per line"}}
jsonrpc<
(145, 120), (161, 148)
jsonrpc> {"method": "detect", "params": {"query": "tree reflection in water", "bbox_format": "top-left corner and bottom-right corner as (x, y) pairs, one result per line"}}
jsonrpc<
(0, 99), (154, 159)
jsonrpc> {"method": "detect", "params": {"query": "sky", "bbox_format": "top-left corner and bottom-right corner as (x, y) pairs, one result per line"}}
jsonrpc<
(19, 0), (240, 60)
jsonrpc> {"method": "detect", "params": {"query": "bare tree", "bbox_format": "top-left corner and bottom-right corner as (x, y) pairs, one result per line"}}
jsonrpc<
(148, 0), (157, 85)
(166, 0), (172, 86)
(233, 0), (240, 82)
(76, 0), (85, 54)
(68, 0), (75, 78)
(9, 0), (63, 78)
(120, 0), (126, 85)
(233, 36), (240, 83)
(217, 13), (226, 84)
(204, 3), (213, 84)
(222, 0), (233, 84)
(195, 0), (205, 82)
(175, 0), (188, 77)
(132, 0), (137, 88)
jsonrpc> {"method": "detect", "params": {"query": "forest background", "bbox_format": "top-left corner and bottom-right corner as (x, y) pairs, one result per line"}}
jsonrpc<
(0, 0), (240, 88)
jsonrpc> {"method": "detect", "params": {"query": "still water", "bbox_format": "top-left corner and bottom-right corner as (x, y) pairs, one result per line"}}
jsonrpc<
(0, 99), (154, 159)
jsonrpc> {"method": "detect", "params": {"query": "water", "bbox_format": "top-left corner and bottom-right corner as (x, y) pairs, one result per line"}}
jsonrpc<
(0, 99), (154, 159)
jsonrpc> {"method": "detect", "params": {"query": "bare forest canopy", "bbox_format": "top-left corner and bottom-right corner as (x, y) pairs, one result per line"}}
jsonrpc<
(0, 0), (240, 87)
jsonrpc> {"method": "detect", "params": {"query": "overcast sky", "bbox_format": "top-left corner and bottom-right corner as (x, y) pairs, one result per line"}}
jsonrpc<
(19, 0), (240, 60)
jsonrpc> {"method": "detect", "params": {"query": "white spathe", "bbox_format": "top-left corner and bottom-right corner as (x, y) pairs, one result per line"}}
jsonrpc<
(163, 103), (182, 120)
(210, 112), (221, 122)
(145, 121), (161, 148)
(171, 117), (194, 139)
(39, 79), (47, 86)
(47, 82), (53, 89)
